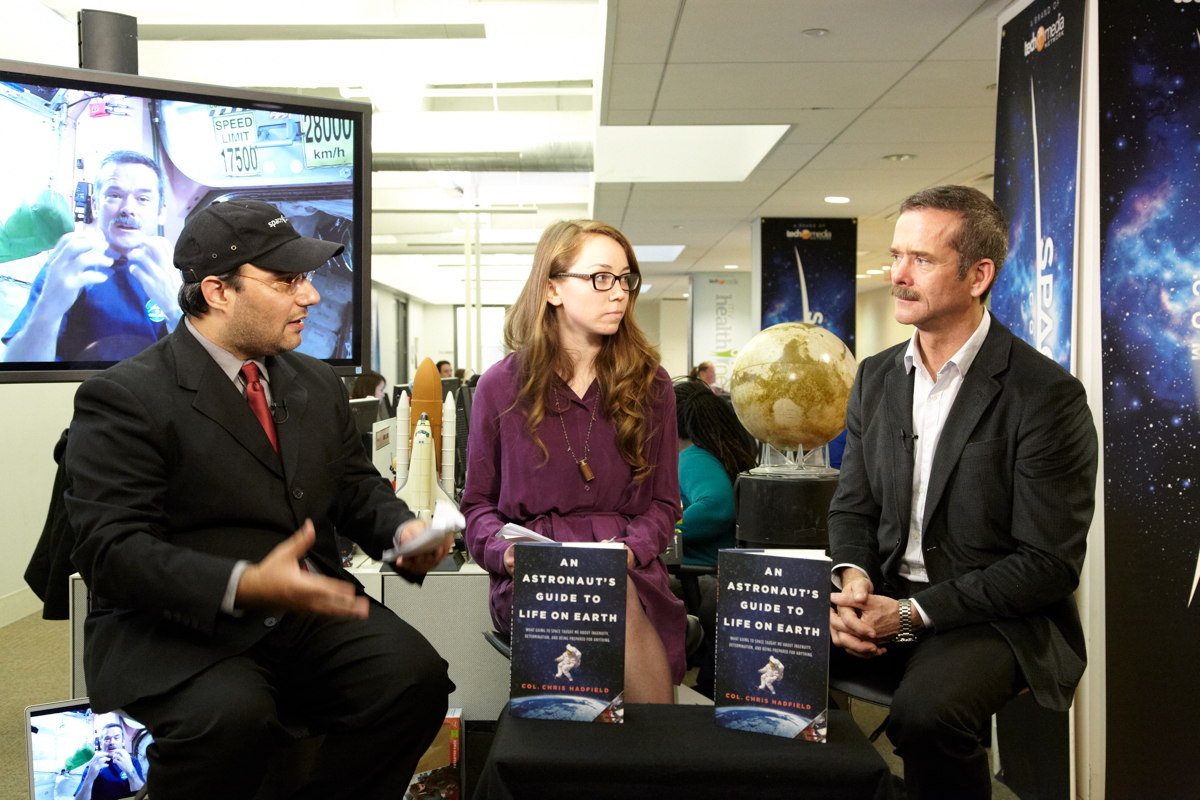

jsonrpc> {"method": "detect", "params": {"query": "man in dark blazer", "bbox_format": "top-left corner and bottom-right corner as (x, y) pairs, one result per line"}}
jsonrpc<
(828, 186), (1097, 799)
(66, 199), (455, 800)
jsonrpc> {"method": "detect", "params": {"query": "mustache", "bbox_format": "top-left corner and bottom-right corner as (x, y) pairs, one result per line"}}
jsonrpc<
(891, 285), (920, 302)
(114, 212), (142, 229)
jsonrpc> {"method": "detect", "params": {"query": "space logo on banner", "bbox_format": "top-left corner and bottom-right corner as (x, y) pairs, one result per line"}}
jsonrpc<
(1100, 1), (1200, 796)
(690, 273), (754, 392)
(758, 218), (856, 351)
(992, 0), (1084, 370)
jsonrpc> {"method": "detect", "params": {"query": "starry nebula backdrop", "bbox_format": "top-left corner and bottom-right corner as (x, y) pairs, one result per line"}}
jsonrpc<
(1100, 1), (1200, 795)
(993, 0), (1084, 371)
(758, 217), (856, 351)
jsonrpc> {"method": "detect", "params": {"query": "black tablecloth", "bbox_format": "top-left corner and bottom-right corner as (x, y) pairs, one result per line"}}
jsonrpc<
(472, 704), (897, 800)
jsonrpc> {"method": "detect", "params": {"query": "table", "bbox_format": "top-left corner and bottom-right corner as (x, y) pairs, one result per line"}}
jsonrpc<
(472, 704), (898, 800)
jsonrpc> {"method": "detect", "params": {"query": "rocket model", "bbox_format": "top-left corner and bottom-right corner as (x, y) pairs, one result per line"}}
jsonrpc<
(395, 357), (457, 520)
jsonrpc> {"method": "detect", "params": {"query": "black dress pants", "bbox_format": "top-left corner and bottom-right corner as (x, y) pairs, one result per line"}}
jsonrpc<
(831, 623), (1021, 800)
(126, 599), (454, 800)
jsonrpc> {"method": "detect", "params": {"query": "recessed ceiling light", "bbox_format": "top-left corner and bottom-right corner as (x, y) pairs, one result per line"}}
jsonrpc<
(866, 269), (883, 275)
(641, 283), (653, 292)
(802, 28), (830, 37)
(824, 195), (851, 204)
(724, 264), (739, 270)
(682, 292), (689, 298)
(882, 153), (916, 162)
(856, 274), (869, 280)
(881, 265), (891, 271)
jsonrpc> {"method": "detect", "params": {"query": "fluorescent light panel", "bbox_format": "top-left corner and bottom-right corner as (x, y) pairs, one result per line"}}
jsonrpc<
(595, 125), (788, 183)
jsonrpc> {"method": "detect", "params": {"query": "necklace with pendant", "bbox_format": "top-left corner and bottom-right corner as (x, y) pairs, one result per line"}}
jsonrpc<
(556, 388), (598, 486)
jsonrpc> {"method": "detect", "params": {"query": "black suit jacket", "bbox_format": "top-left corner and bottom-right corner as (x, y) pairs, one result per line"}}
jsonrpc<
(828, 317), (1098, 711)
(66, 324), (414, 711)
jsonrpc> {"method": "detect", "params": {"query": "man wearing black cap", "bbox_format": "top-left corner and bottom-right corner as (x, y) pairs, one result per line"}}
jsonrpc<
(65, 199), (455, 800)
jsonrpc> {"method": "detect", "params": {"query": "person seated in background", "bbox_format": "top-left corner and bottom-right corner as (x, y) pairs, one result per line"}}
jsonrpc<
(350, 369), (386, 400)
(672, 377), (758, 697)
(436, 359), (453, 378)
(674, 378), (757, 568)
(688, 360), (727, 395)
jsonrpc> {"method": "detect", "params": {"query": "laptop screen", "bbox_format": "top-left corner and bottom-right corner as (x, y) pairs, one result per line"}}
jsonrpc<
(26, 699), (152, 800)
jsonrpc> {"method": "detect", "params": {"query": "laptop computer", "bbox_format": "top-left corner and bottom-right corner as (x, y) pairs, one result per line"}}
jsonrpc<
(25, 698), (152, 800)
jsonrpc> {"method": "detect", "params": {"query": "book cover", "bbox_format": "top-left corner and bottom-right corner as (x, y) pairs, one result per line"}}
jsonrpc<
(713, 548), (831, 741)
(509, 542), (627, 722)
(406, 708), (461, 800)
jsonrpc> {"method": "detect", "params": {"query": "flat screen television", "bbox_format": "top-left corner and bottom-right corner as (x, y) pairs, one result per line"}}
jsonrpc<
(0, 58), (371, 382)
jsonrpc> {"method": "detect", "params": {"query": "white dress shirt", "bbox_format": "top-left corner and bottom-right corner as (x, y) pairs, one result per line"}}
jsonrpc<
(898, 311), (991, 624)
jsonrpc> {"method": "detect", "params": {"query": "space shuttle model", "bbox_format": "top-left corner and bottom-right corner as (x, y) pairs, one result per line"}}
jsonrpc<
(394, 357), (458, 520)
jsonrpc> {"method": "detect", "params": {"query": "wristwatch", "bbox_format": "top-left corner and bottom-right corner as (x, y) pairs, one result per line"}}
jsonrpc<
(895, 598), (918, 643)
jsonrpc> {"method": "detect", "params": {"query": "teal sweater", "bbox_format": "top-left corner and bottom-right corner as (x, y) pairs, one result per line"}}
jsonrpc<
(677, 445), (736, 567)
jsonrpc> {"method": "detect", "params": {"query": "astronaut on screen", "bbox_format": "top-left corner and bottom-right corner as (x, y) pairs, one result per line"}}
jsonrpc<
(2, 150), (180, 363)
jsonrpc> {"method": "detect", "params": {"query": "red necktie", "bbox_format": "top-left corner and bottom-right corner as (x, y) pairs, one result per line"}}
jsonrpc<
(240, 363), (278, 452)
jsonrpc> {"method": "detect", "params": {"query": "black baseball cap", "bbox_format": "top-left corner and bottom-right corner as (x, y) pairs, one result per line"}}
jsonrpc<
(174, 199), (345, 283)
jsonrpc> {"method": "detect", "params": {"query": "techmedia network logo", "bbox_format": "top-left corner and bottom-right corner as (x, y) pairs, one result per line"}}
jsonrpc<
(1023, 13), (1066, 56)
(786, 228), (833, 241)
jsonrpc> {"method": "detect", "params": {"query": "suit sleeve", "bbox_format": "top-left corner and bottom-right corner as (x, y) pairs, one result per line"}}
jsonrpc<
(827, 359), (886, 585)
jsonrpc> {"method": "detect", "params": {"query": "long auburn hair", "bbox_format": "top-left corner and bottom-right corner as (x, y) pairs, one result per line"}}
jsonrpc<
(504, 220), (662, 479)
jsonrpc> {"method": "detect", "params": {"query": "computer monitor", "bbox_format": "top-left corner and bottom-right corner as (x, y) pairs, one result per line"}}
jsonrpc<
(440, 377), (461, 401)
(348, 396), (380, 435)
(0, 57), (372, 382)
(26, 698), (152, 800)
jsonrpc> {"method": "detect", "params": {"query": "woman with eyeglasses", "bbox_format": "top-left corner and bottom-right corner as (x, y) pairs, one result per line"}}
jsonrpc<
(461, 219), (686, 703)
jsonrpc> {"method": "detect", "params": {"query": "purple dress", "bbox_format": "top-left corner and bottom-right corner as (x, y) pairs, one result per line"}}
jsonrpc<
(461, 353), (687, 683)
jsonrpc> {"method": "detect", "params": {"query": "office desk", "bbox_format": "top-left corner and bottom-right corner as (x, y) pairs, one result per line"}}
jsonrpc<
(473, 705), (897, 800)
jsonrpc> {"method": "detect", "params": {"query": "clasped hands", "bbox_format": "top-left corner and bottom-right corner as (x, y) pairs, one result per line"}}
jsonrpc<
(829, 568), (922, 658)
(236, 518), (452, 618)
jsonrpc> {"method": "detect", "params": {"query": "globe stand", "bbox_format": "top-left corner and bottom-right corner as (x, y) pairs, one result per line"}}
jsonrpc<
(735, 442), (839, 551)
(750, 442), (838, 477)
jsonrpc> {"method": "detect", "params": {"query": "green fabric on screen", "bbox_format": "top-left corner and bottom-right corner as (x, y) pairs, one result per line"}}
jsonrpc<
(63, 743), (95, 772)
(0, 189), (73, 263)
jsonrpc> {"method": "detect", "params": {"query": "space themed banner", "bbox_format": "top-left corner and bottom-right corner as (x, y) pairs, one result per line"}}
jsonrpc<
(690, 272), (755, 392)
(1099, 2), (1200, 796)
(992, 0), (1085, 371)
(758, 218), (856, 352)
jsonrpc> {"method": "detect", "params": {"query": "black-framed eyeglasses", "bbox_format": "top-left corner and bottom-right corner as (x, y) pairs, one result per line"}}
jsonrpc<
(556, 271), (641, 292)
(236, 270), (317, 295)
